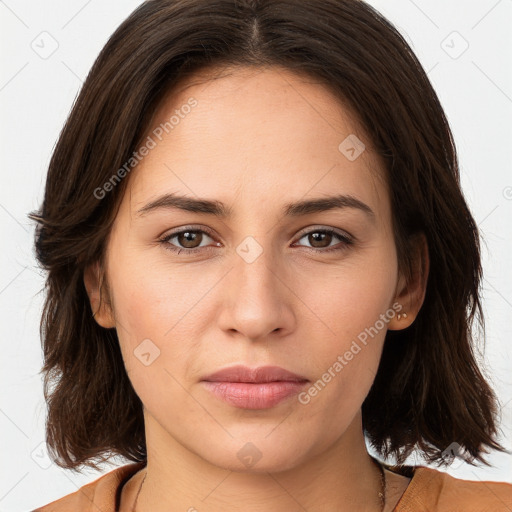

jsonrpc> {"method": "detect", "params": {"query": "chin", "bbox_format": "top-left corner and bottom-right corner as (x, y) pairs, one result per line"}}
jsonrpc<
(195, 433), (315, 474)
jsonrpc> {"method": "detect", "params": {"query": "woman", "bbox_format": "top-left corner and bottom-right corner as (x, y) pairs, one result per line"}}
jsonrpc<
(30, 0), (512, 510)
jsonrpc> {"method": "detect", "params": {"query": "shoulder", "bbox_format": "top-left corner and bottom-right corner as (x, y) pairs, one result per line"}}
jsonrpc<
(31, 462), (146, 512)
(395, 465), (512, 512)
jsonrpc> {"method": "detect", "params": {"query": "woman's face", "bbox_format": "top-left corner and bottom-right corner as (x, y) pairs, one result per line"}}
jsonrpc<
(89, 65), (415, 472)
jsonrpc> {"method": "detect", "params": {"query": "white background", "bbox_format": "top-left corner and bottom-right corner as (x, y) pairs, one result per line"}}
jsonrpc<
(0, 0), (511, 510)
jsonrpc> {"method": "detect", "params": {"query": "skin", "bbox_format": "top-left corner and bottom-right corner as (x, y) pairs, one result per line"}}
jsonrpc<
(84, 65), (429, 512)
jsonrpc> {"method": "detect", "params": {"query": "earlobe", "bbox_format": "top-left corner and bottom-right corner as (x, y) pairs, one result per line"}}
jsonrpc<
(83, 261), (116, 329)
(388, 232), (429, 331)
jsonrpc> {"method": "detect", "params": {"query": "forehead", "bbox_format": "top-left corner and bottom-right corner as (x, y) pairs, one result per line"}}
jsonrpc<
(125, 65), (388, 217)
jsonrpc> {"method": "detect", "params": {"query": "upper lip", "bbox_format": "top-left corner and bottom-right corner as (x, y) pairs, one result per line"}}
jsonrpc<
(202, 365), (308, 383)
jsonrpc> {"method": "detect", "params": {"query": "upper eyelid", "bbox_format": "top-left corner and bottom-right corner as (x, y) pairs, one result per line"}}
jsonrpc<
(295, 225), (352, 239)
(161, 225), (217, 241)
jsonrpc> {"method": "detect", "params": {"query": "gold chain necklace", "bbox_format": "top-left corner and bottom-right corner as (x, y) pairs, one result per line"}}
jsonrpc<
(132, 458), (386, 511)
(374, 456), (387, 510)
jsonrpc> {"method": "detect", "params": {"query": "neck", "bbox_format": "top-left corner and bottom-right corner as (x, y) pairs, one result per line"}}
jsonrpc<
(129, 411), (386, 512)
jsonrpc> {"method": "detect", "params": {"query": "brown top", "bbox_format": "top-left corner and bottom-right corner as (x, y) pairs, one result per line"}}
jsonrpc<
(32, 461), (512, 512)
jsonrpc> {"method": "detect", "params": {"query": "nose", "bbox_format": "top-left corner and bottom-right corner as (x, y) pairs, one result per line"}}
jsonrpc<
(216, 236), (296, 342)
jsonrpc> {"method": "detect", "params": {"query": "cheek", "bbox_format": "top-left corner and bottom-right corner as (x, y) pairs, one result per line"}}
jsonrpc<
(303, 248), (397, 342)
(109, 248), (201, 338)
(105, 248), (206, 382)
(296, 247), (397, 406)
(107, 260), (205, 418)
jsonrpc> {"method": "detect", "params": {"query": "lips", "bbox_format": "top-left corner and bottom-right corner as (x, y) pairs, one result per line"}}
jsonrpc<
(201, 365), (309, 409)
(202, 365), (308, 384)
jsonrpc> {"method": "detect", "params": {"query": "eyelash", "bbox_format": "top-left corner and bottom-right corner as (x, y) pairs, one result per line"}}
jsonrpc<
(158, 226), (354, 256)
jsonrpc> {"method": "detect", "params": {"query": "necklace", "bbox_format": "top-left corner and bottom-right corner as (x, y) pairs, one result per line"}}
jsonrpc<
(132, 459), (386, 511)
(132, 471), (146, 512)
(373, 456), (387, 511)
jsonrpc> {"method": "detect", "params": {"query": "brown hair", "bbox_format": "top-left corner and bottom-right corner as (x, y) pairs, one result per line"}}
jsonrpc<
(29, 0), (509, 471)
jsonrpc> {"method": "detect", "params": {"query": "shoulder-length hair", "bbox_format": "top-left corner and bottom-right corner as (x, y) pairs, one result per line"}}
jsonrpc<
(29, 0), (508, 471)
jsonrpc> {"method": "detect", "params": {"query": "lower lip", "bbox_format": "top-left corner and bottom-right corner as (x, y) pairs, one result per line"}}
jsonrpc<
(201, 381), (308, 409)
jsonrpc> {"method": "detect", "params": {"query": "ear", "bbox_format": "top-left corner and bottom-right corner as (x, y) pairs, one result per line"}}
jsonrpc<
(388, 232), (429, 331)
(83, 261), (116, 329)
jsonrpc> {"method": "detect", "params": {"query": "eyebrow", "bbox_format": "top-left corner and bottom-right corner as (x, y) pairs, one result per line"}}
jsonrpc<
(136, 192), (375, 221)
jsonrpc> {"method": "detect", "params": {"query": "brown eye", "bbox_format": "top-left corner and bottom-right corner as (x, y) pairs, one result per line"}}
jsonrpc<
(176, 231), (203, 249)
(295, 228), (353, 253)
(159, 228), (218, 254)
(308, 231), (334, 248)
